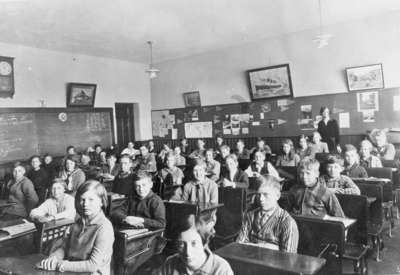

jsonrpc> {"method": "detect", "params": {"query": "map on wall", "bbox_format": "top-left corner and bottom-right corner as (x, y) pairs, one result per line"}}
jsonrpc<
(184, 121), (213, 138)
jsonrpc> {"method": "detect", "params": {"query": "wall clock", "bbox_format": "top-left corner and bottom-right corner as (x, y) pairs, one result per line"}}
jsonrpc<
(0, 56), (15, 98)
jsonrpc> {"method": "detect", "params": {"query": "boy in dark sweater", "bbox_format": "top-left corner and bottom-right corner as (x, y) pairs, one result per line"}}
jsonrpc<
(112, 171), (165, 229)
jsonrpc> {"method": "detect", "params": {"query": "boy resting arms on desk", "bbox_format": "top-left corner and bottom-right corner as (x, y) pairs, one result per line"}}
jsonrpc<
(237, 175), (299, 253)
(112, 171), (166, 229)
(289, 157), (345, 218)
(153, 214), (233, 275)
(320, 155), (361, 195)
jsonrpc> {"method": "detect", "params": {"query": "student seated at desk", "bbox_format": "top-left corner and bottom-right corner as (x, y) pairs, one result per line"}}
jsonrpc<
(148, 140), (156, 155)
(173, 146), (186, 166)
(60, 145), (80, 168)
(112, 171), (166, 229)
(237, 175), (299, 253)
(276, 139), (300, 167)
(189, 139), (206, 161)
(112, 154), (135, 196)
(27, 155), (49, 204)
(121, 141), (140, 159)
(30, 178), (76, 222)
(310, 131), (329, 154)
(79, 153), (99, 180)
(42, 153), (59, 182)
(98, 153), (120, 183)
(59, 156), (86, 196)
(320, 155), (361, 195)
(234, 139), (250, 160)
(342, 144), (368, 178)
(179, 138), (190, 158)
(134, 145), (157, 173)
(219, 154), (249, 189)
(359, 140), (382, 168)
(215, 134), (225, 156)
(289, 157), (345, 218)
(371, 129), (396, 160)
(38, 180), (114, 275)
(205, 148), (221, 182)
(1, 164), (39, 220)
(154, 214), (233, 275)
(250, 137), (272, 160)
(215, 145), (231, 176)
(245, 151), (280, 180)
(158, 153), (184, 196)
(296, 135), (316, 160)
(172, 161), (218, 203)
(158, 143), (173, 163)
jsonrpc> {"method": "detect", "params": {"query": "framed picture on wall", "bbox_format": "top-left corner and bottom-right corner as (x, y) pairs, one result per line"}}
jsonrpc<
(183, 91), (201, 107)
(67, 83), (97, 107)
(247, 64), (293, 101)
(345, 63), (384, 91)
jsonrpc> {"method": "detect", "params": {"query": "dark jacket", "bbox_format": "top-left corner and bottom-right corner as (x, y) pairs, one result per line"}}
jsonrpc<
(343, 163), (368, 178)
(27, 168), (49, 203)
(112, 172), (135, 196)
(112, 190), (166, 229)
(220, 169), (249, 189)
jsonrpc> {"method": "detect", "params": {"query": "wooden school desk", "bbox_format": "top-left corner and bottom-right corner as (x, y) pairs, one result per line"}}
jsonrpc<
(0, 218), (37, 257)
(0, 254), (77, 275)
(114, 228), (165, 275)
(215, 242), (326, 275)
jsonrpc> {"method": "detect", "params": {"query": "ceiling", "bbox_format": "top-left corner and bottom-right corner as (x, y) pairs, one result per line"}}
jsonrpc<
(0, 0), (399, 63)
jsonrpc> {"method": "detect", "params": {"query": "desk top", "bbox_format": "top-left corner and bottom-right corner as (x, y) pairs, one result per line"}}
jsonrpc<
(352, 177), (391, 183)
(165, 200), (224, 213)
(0, 200), (16, 209)
(215, 243), (326, 275)
(0, 254), (77, 275)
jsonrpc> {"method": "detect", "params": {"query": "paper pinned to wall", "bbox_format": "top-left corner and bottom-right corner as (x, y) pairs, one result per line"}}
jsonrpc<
(394, 96), (400, 111)
(260, 113), (264, 119)
(339, 112), (350, 128)
(362, 110), (375, 123)
(184, 121), (213, 138)
(171, 128), (178, 140)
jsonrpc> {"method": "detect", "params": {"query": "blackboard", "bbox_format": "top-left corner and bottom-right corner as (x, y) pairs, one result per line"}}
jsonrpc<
(151, 87), (400, 139)
(0, 108), (114, 163)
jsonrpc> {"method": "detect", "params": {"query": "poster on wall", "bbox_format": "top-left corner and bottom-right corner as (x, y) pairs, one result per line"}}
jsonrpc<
(357, 91), (379, 112)
(152, 110), (172, 137)
(184, 121), (213, 138)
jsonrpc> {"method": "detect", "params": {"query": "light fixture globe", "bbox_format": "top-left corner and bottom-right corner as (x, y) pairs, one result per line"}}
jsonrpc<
(145, 41), (160, 79)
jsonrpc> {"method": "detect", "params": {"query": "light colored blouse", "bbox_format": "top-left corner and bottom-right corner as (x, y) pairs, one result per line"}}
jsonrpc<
(30, 194), (76, 221)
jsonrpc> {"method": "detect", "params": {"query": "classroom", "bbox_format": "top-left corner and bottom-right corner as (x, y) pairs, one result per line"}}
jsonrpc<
(0, 1), (400, 274)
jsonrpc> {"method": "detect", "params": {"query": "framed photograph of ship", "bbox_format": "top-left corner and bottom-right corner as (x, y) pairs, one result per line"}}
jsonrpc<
(247, 64), (293, 101)
(67, 83), (97, 107)
(346, 63), (384, 91)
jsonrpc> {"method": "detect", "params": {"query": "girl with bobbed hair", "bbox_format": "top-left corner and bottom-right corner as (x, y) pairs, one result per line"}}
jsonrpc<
(276, 139), (300, 167)
(359, 139), (382, 168)
(38, 180), (114, 275)
(59, 156), (86, 196)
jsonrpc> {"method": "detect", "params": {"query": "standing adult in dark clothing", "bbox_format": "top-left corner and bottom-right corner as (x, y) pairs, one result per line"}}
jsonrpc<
(317, 106), (341, 153)
(28, 155), (50, 203)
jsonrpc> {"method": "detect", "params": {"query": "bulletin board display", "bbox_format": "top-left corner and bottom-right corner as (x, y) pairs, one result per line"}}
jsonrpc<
(151, 88), (400, 139)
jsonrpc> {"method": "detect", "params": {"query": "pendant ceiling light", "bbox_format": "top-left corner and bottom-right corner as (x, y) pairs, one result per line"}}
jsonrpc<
(145, 41), (160, 79)
(312, 0), (333, 49)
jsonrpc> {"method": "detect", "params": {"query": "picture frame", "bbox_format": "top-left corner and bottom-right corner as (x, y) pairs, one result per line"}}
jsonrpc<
(183, 91), (201, 107)
(67, 83), (97, 107)
(246, 64), (293, 101)
(345, 63), (384, 91)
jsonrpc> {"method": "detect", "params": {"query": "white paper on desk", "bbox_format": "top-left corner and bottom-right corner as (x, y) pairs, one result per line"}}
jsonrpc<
(339, 112), (350, 128)
(323, 215), (355, 228)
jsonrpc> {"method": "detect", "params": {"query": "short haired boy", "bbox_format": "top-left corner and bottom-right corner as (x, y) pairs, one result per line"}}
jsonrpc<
(342, 144), (368, 178)
(321, 155), (361, 195)
(289, 158), (345, 217)
(237, 175), (299, 252)
(112, 171), (165, 229)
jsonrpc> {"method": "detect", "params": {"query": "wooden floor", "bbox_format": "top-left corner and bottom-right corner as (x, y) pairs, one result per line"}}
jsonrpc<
(343, 219), (400, 275)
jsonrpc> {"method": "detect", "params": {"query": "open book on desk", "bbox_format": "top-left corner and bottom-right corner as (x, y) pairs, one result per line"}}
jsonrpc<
(322, 215), (356, 228)
(0, 220), (36, 241)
